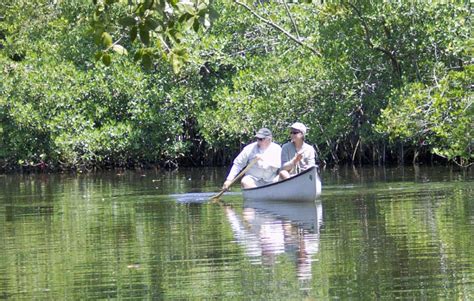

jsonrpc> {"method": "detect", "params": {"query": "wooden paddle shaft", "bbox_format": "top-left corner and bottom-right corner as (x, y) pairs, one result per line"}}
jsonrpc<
(211, 157), (259, 200)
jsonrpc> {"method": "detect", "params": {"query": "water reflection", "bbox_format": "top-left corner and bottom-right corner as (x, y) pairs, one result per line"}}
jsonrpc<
(1, 166), (472, 299)
(224, 200), (323, 281)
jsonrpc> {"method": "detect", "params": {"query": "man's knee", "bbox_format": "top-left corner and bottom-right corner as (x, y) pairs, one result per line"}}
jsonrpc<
(241, 175), (257, 188)
(279, 170), (290, 180)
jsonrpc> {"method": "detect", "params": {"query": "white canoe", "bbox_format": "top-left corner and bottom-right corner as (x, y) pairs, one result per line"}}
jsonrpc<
(242, 166), (322, 202)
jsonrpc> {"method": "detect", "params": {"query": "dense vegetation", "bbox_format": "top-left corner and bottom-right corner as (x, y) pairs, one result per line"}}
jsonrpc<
(1, 1), (472, 171)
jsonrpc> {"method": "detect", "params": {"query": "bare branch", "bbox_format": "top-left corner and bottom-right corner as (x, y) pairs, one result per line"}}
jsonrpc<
(347, 3), (401, 78)
(282, 1), (300, 40)
(234, 0), (320, 56)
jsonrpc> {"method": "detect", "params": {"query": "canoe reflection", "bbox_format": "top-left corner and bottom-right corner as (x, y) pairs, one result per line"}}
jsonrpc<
(224, 200), (323, 280)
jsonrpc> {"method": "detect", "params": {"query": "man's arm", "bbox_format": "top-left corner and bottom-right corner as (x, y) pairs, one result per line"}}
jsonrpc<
(306, 145), (316, 167)
(280, 144), (293, 171)
(225, 144), (256, 181)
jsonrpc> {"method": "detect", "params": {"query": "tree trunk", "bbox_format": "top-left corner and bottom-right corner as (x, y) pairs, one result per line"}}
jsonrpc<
(382, 142), (386, 165)
(400, 142), (404, 165)
(352, 138), (360, 164)
(413, 149), (419, 165)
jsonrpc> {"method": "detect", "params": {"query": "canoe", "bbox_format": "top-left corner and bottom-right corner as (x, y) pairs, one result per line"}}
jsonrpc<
(242, 166), (322, 202)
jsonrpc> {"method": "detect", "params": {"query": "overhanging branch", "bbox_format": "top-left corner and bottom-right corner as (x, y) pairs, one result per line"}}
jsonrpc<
(234, 0), (321, 56)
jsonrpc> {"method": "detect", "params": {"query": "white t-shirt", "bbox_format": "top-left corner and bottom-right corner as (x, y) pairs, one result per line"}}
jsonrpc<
(227, 142), (281, 183)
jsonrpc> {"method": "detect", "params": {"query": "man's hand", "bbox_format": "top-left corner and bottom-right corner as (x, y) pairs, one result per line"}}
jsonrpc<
(222, 180), (232, 191)
(254, 154), (269, 169)
(292, 152), (303, 165)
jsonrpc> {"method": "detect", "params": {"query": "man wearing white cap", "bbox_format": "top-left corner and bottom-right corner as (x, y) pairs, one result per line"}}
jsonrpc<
(279, 122), (316, 180)
(222, 128), (282, 189)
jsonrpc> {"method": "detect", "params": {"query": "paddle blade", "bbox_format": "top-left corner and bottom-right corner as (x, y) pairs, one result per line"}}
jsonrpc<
(209, 190), (225, 200)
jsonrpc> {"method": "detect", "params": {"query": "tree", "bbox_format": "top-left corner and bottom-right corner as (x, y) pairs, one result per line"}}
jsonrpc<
(378, 66), (473, 167)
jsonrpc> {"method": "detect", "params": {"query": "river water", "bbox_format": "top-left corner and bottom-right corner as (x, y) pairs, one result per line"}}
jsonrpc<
(0, 166), (473, 299)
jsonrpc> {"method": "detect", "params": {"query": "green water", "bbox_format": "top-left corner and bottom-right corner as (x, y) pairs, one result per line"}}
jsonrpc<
(0, 166), (473, 299)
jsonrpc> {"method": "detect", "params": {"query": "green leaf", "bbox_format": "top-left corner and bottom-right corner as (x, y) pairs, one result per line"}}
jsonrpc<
(186, 16), (196, 31)
(130, 26), (138, 42)
(119, 16), (136, 27)
(142, 53), (152, 70)
(183, 4), (196, 15)
(133, 50), (142, 62)
(143, 0), (153, 9)
(96, 3), (105, 12)
(170, 48), (187, 73)
(144, 17), (159, 30)
(197, 2), (207, 11)
(193, 18), (200, 32)
(171, 53), (181, 74)
(101, 32), (113, 48)
(102, 53), (111, 66)
(139, 26), (150, 46)
(93, 29), (103, 45)
(94, 51), (103, 61)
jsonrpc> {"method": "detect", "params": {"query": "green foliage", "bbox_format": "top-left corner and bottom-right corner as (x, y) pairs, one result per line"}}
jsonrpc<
(196, 1), (472, 165)
(378, 66), (473, 167)
(90, 0), (217, 72)
(1, 55), (195, 169)
(1, 0), (472, 169)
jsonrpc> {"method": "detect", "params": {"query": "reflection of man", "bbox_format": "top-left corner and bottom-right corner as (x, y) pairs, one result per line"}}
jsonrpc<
(223, 203), (323, 281)
(222, 128), (281, 190)
(296, 231), (320, 281)
(224, 206), (285, 264)
(243, 208), (285, 264)
(279, 122), (316, 180)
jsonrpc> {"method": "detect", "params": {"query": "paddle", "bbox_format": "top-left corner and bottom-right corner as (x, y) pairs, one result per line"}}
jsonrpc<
(210, 157), (259, 200)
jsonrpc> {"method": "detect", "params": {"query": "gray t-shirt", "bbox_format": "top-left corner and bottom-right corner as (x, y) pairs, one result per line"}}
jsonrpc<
(281, 141), (316, 175)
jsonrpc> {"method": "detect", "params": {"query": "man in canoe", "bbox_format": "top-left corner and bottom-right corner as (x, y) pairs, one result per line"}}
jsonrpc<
(222, 128), (282, 189)
(279, 122), (316, 180)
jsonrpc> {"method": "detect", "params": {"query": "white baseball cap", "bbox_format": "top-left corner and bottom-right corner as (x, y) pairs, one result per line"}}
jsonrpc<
(290, 122), (307, 135)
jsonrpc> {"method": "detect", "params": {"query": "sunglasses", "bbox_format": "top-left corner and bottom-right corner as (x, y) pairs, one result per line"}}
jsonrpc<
(257, 137), (266, 141)
(290, 131), (301, 135)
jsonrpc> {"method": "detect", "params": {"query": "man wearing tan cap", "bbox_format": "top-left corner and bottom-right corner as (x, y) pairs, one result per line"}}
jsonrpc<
(222, 128), (281, 189)
(279, 122), (316, 180)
